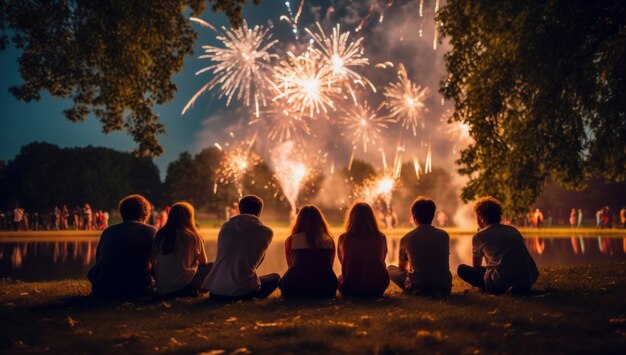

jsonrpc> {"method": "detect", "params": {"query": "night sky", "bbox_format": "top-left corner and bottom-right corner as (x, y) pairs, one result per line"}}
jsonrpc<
(0, 0), (454, 179)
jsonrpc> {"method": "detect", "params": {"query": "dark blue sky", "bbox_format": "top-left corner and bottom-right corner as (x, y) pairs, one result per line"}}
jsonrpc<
(0, 0), (452, 179)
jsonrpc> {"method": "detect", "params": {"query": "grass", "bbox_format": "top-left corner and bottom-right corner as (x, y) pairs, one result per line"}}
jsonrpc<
(1, 262), (626, 354)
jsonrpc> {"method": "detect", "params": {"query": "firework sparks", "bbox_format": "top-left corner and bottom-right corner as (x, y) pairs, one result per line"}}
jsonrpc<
(383, 64), (430, 136)
(183, 20), (278, 117)
(250, 102), (311, 142)
(425, 144), (433, 173)
(306, 23), (375, 103)
(413, 156), (422, 181)
(443, 120), (473, 154)
(282, 1), (305, 39)
(216, 136), (261, 196)
(271, 141), (311, 212)
(341, 101), (391, 153)
(273, 50), (341, 117)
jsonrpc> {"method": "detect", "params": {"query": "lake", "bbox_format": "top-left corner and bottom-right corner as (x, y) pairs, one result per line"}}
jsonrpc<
(1, 232), (625, 282)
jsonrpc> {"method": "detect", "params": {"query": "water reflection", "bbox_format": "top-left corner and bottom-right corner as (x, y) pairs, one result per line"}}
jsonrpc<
(1, 235), (625, 282)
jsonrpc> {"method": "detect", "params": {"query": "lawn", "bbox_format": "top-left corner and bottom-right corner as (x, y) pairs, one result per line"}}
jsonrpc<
(1, 262), (625, 354)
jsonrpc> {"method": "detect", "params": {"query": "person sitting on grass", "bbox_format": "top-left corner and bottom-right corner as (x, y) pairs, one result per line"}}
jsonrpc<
(337, 202), (390, 298)
(152, 202), (210, 298)
(457, 196), (539, 295)
(279, 205), (338, 299)
(202, 195), (279, 302)
(88, 194), (156, 299)
(387, 197), (452, 296)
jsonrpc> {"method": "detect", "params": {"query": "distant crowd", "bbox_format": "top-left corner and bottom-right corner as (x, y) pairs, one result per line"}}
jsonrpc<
(87, 193), (542, 301)
(1, 204), (109, 231)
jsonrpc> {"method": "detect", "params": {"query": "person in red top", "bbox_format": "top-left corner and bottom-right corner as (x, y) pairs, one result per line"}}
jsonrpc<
(279, 205), (337, 299)
(338, 202), (390, 298)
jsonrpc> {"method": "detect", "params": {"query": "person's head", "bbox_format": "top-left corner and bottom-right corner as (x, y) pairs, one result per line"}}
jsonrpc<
(158, 202), (201, 255)
(344, 202), (382, 238)
(118, 194), (152, 223)
(473, 196), (503, 228)
(292, 205), (332, 248)
(238, 195), (263, 216)
(411, 197), (436, 225)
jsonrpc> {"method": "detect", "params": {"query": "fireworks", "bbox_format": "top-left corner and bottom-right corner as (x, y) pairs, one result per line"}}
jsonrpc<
(271, 141), (311, 212)
(216, 137), (261, 196)
(273, 50), (341, 117)
(183, 20), (278, 117)
(383, 64), (430, 136)
(362, 174), (396, 209)
(306, 23), (375, 103)
(340, 101), (392, 153)
(250, 102), (311, 142)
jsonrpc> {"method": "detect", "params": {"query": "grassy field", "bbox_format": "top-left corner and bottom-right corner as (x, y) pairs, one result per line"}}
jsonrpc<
(1, 262), (625, 354)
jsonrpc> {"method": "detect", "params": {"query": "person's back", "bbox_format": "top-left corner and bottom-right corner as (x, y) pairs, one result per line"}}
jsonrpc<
(339, 233), (389, 297)
(387, 197), (451, 296)
(338, 202), (389, 298)
(458, 196), (539, 294)
(152, 202), (210, 297)
(280, 232), (337, 298)
(473, 223), (538, 292)
(203, 214), (272, 296)
(401, 225), (452, 294)
(88, 194), (156, 299)
(279, 205), (337, 299)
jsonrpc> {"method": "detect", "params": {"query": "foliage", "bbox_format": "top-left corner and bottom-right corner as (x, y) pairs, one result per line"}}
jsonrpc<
(342, 159), (376, 186)
(1, 142), (162, 211)
(0, 0), (256, 157)
(396, 163), (459, 224)
(439, 0), (626, 216)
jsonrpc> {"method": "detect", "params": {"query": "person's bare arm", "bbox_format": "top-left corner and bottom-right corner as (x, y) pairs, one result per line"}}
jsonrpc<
(472, 255), (483, 267)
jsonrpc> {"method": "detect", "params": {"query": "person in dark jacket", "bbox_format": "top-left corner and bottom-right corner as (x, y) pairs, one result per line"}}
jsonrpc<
(457, 196), (539, 294)
(88, 194), (156, 299)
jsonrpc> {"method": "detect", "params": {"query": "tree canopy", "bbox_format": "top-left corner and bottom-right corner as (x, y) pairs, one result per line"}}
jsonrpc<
(0, 142), (162, 210)
(439, 0), (626, 215)
(0, 0), (255, 157)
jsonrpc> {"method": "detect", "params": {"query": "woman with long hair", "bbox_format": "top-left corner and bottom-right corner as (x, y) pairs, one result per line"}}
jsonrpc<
(279, 205), (337, 298)
(152, 202), (210, 297)
(338, 202), (390, 298)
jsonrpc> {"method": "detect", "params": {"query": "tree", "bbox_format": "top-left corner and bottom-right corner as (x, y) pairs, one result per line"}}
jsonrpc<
(0, 0), (257, 157)
(439, 0), (626, 216)
(2, 142), (162, 210)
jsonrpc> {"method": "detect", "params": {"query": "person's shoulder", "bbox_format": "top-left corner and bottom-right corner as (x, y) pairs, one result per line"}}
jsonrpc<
(432, 226), (450, 239)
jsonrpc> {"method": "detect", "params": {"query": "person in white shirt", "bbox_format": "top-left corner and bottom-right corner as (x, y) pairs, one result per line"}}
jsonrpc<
(202, 195), (279, 301)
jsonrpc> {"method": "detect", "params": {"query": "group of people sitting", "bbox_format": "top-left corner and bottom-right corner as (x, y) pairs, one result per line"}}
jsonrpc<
(88, 194), (539, 301)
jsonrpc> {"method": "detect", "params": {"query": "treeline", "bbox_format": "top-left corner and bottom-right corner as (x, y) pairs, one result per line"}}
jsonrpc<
(0, 142), (162, 211)
(0, 142), (461, 222)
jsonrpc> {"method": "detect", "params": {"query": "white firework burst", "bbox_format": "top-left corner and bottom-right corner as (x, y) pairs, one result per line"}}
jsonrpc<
(250, 102), (312, 142)
(273, 50), (341, 117)
(383, 64), (430, 135)
(183, 20), (278, 116)
(341, 101), (392, 153)
(306, 22), (375, 103)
